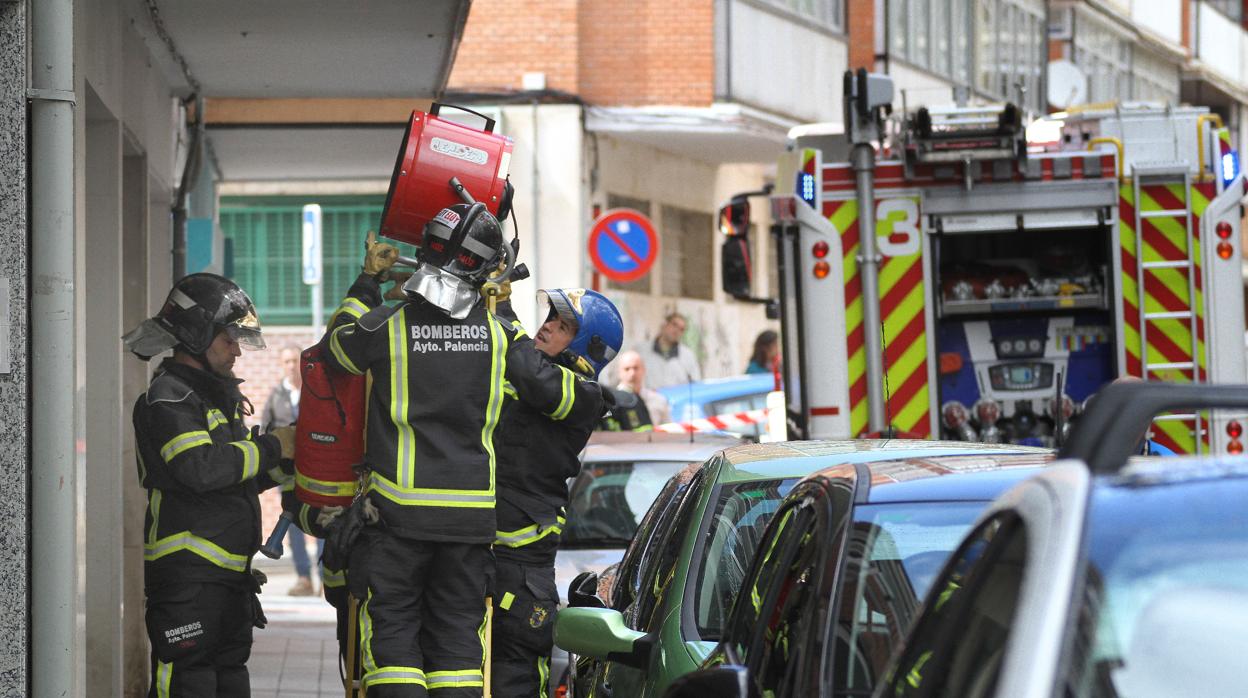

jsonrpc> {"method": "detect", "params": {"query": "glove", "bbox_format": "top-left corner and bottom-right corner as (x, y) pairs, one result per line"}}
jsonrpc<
(598, 383), (619, 413)
(480, 263), (512, 303)
(269, 425), (296, 461)
(316, 505), (345, 528)
(363, 230), (400, 281)
(384, 271), (413, 301)
(361, 496), (380, 524)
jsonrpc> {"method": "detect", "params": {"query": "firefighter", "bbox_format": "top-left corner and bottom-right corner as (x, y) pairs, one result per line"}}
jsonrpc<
(491, 288), (622, 696)
(321, 206), (606, 697)
(123, 273), (297, 697)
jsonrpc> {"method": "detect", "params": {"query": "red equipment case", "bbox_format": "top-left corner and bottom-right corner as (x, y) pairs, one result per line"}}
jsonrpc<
(293, 345), (367, 507)
(379, 103), (514, 247)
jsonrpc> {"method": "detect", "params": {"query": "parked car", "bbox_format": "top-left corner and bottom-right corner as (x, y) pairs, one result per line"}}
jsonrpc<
(550, 431), (740, 695)
(658, 374), (777, 438)
(554, 440), (1051, 698)
(868, 381), (1248, 698)
(660, 450), (1053, 698)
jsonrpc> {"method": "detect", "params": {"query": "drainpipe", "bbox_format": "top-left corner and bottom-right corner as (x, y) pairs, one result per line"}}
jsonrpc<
(172, 95), (204, 282)
(530, 98), (541, 302)
(29, 0), (78, 695)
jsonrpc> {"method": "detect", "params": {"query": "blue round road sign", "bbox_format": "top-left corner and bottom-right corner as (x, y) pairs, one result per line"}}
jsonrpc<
(588, 208), (659, 283)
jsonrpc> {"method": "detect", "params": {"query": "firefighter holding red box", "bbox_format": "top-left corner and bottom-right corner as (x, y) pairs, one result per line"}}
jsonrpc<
(320, 203), (606, 697)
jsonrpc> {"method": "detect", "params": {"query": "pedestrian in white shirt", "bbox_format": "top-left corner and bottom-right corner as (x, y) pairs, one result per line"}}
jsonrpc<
(638, 312), (701, 389)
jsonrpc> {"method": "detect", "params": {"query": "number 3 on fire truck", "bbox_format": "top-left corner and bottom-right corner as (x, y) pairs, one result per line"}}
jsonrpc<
(876, 198), (921, 258)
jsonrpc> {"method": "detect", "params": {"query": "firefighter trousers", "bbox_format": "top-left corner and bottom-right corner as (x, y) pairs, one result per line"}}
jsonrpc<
(359, 530), (491, 697)
(144, 582), (255, 697)
(490, 560), (559, 698)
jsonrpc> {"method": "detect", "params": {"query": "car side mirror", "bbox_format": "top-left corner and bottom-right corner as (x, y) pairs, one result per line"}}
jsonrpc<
(567, 571), (606, 609)
(663, 664), (751, 698)
(554, 607), (653, 669)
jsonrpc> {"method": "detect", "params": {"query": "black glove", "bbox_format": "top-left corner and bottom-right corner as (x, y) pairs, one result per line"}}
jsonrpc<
(599, 384), (620, 414)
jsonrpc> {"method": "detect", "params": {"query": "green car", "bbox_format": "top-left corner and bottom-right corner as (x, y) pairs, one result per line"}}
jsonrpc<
(554, 440), (1046, 698)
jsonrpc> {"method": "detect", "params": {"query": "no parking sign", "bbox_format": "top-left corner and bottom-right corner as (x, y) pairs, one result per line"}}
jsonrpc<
(587, 208), (659, 283)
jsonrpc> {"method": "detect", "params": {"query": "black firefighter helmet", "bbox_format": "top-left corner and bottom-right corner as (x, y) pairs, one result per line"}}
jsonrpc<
(418, 202), (505, 285)
(156, 273), (265, 355)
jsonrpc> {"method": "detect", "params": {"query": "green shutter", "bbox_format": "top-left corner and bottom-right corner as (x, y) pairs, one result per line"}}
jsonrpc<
(220, 195), (418, 325)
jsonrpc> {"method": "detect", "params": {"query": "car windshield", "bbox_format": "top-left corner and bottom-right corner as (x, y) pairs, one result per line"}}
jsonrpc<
(1069, 477), (1248, 698)
(831, 501), (987, 695)
(692, 478), (799, 639)
(563, 460), (691, 548)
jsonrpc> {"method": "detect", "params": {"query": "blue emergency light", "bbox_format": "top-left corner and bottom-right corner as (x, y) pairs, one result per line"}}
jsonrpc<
(797, 171), (817, 209)
(1221, 150), (1239, 189)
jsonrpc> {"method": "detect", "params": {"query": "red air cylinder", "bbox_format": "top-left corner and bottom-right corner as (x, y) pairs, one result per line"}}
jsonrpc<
(380, 103), (514, 246)
(294, 345), (367, 507)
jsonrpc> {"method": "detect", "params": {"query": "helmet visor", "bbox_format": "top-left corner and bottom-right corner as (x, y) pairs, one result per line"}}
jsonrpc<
(225, 323), (266, 350)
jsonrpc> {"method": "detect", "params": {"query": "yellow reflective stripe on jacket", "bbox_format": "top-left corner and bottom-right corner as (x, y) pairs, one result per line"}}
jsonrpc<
(481, 313), (507, 487)
(510, 319), (528, 339)
(322, 566), (346, 589)
(330, 297), (370, 326)
(363, 667), (427, 689)
(368, 474), (495, 508)
(231, 440), (261, 481)
(144, 531), (249, 572)
(502, 381), (517, 400)
(548, 366), (576, 421)
(148, 489), (162, 545)
(155, 660), (173, 698)
(388, 307), (415, 488)
(296, 471), (357, 498)
(495, 515), (566, 548)
(160, 430), (213, 462)
(298, 504), (312, 534)
(205, 409), (228, 432)
(427, 670), (484, 689)
(361, 592), (379, 674)
(329, 324), (365, 375)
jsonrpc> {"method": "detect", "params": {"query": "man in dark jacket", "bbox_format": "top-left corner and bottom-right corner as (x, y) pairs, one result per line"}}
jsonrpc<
(491, 288), (622, 697)
(124, 273), (297, 697)
(322, 211), (606, 696)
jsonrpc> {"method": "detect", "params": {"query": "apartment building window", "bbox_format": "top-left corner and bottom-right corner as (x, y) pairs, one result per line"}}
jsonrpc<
(1132, 49), (1180, 104)
(605, 193), (653, 293)
(1073, 12), (1133, 103)
(888, 0), (973, 87)
(975, 0), (1045, 113)
(761, 0), (845, 32)
(1204, 0), (1242, 22)
(660, 205), (715, 300)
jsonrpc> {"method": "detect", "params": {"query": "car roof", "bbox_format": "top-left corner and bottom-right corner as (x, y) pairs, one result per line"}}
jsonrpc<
(657, 374), (776, 408)
(1111, 455), (1248, 487)
(716, 439), (1052, 485)
(580, 431), (741, 463)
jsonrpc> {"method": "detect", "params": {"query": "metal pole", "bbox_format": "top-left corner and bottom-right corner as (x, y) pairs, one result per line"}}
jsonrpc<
(30, 0), (78, 694)
(852, 142), (888, 433)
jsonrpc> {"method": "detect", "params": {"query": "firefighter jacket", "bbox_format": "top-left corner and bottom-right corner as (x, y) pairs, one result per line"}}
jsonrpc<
(492, 303), (602, 566)
(321, 274), (605, 544)
(133, 359), (284, 591)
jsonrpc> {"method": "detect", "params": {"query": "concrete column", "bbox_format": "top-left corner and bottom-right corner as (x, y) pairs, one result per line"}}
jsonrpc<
(121, 150), (151, 697)
(84, 94), (125, 697)
(0, 1), (29, 694)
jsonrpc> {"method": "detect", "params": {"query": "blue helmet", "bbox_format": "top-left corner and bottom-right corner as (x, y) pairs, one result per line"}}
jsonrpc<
(537, 288), (623, 378)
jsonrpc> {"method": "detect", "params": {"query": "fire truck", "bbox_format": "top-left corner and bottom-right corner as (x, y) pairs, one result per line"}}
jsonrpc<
(720, 70), (1248, 454)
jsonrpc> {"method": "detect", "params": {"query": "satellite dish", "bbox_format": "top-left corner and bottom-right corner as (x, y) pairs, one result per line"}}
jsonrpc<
(1048, 59), (1088, 109)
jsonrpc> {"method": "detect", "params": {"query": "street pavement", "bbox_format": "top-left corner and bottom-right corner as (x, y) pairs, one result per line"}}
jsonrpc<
(250, 546), (347, 698)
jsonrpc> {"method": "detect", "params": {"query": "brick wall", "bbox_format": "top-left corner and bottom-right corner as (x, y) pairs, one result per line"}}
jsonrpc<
(847, 0), (875, 70)
(449, 0), (714, 107)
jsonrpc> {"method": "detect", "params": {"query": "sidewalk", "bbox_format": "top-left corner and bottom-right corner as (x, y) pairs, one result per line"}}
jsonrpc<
(250, 549), (347, 698)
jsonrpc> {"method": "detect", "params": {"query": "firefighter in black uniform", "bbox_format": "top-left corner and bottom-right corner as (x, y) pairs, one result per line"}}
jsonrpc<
(123, 273), (297, 697)
(490, 288), (622, 696)
(321, 204), (606, 697)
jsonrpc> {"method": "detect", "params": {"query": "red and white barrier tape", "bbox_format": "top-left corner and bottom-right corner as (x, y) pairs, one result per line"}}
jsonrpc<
(655, 407), (770, 434)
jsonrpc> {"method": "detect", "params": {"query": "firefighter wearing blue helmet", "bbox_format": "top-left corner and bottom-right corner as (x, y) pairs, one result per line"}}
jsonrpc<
(490, 288), (622, 696)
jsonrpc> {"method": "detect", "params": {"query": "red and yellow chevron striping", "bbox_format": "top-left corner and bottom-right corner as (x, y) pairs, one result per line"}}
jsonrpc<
(826, 196), (932, 438)
(1119, 181), (1214, 453)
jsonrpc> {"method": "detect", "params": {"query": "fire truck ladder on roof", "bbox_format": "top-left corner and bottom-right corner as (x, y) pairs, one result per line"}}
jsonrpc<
(1131, 163), (1204, 452)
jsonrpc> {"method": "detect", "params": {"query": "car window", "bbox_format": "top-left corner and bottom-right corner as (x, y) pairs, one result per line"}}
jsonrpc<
(564, 460), (690, 549)
(628, 467), (709, 633)
(750, 502), (821, 697)
(1065, 478), (1248, 697)
(707, 392), (771, 438)
(610, 472), (686, 611)
(690, 477), (799, 640)
(881, 513), (1029, 698)
(827, 502), (986, 697)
